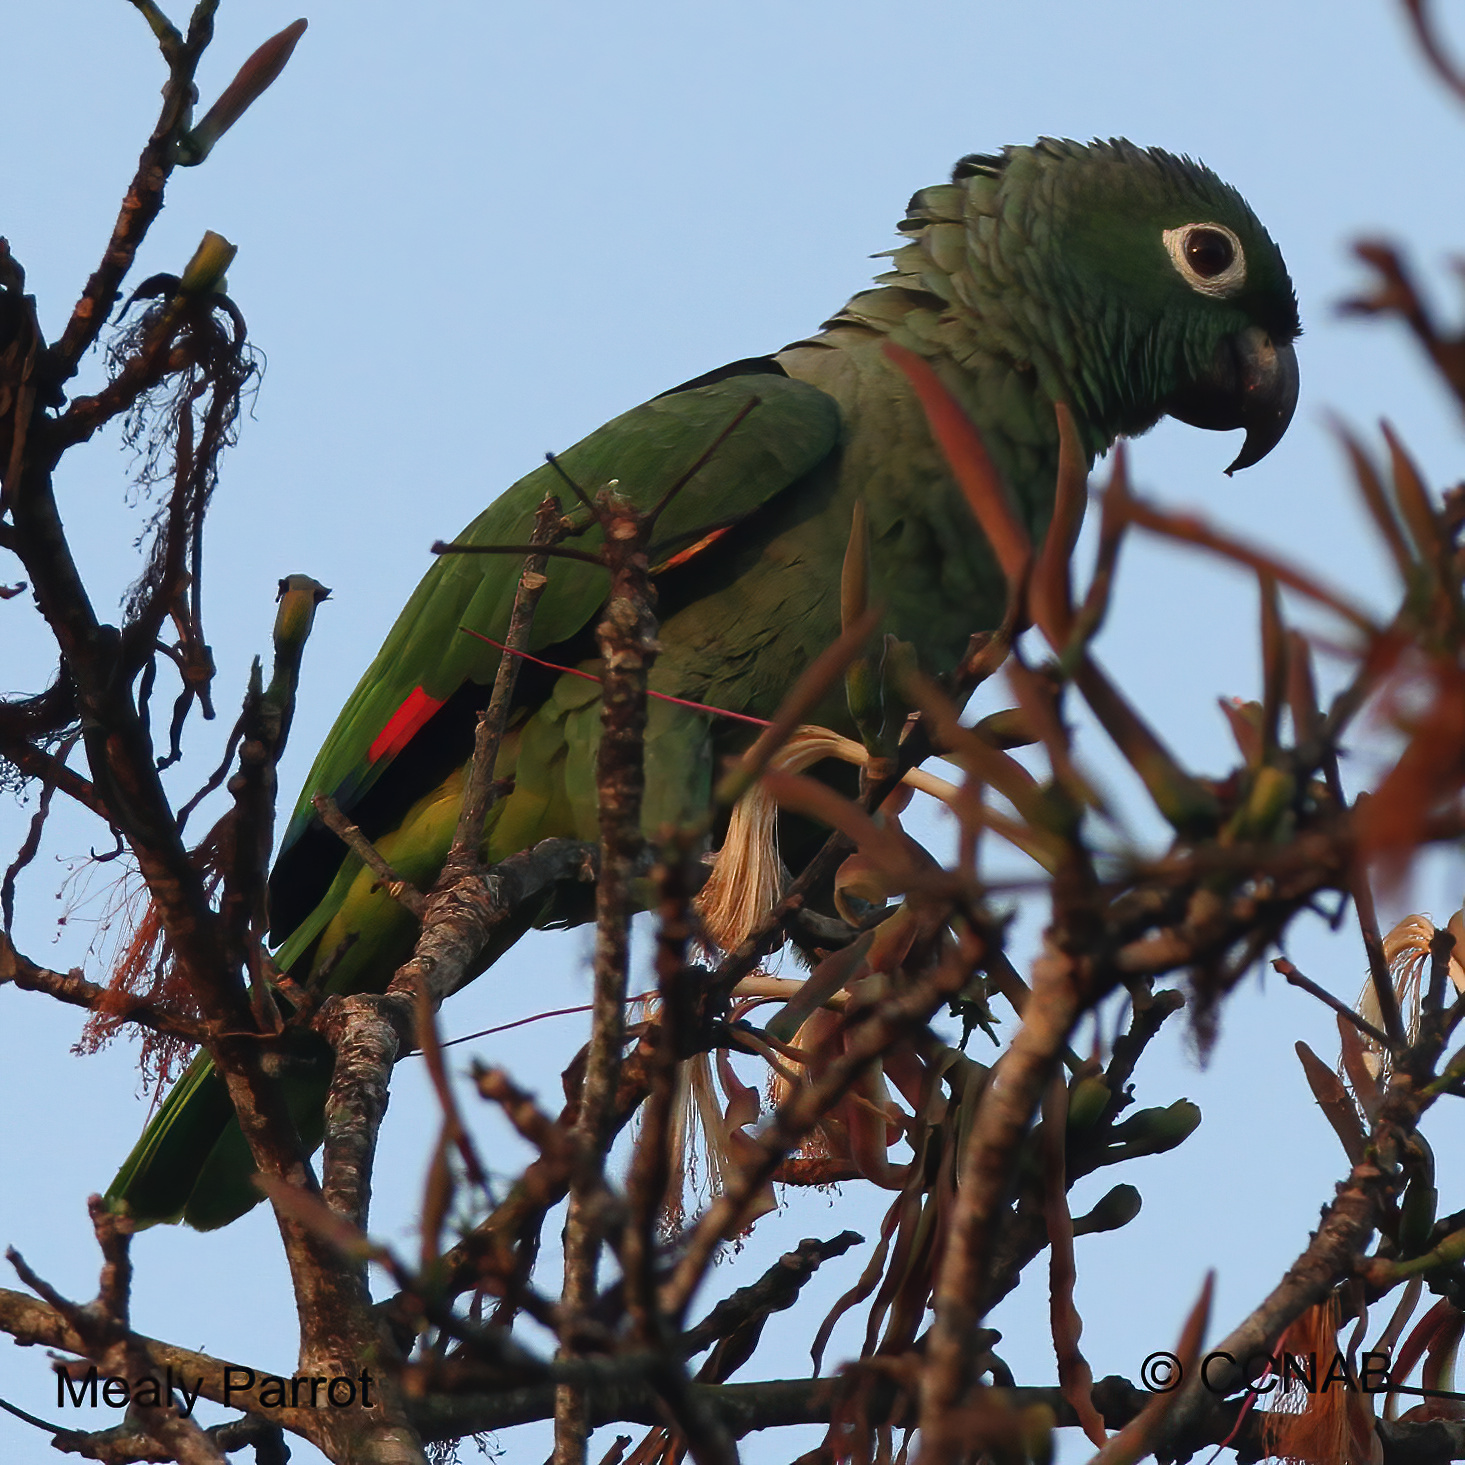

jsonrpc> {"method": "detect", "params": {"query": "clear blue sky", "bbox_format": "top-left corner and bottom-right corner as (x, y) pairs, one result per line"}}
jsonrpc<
(4, 4), (1465, 1462)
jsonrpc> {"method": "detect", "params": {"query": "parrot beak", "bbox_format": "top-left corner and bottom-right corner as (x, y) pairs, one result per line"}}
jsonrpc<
(1165, 324), (1299, 475)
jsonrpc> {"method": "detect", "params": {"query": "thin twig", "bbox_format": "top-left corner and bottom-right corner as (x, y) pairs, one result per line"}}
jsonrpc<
(645, 395), (761, 527)
(0, 933), (208, 1042)
(557, 488), (658, 1464)
(433, 540), (606, 566)
(1403, 0), (1465, 108)
(1352, 860), (1406, 1043)
(544, 450), (598, 513)
(312, 793), (426, 918)
(413, 980), (491, 1268)
(919, 936), (1092, 1462)
(450, 495), (564, 870)
(2, 731), (75, 931)
(47, 12), (203, 380)
(622, 846), (698, 1344)
(457, 627), (773, 728)
(1275, 956), (1391, 1046)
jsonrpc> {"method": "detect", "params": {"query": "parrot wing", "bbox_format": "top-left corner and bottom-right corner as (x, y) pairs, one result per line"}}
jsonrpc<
(268, 371), (841, 941)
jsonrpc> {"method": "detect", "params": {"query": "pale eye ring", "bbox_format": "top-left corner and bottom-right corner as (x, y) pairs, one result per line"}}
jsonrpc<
(1162, 222), (1246, 297)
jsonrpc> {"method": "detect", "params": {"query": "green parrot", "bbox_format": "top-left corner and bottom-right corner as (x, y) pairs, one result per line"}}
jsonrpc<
(107, 137), (1300, 1229)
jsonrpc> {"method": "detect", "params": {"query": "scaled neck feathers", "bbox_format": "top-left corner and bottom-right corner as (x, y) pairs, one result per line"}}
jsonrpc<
(802, 138), (1274, 466)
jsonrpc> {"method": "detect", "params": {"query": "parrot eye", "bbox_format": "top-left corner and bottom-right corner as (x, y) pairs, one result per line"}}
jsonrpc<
(1185, 228), (1233, 276)
(1162, 222), (1246, 297)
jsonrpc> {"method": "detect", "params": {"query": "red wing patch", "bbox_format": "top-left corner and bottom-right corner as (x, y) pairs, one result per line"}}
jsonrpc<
(368, 686), (445, 764)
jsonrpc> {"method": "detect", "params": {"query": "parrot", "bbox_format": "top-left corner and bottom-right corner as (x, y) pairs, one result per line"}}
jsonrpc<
(107, 137), (1300, 1229)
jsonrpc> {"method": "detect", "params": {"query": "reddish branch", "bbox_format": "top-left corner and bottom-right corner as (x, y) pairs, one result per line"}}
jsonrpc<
(0, 934), (208, 1042)
(621, 850), (699, 1346)
(447, 493), (565, 871)
(557, 488), (661, 1463)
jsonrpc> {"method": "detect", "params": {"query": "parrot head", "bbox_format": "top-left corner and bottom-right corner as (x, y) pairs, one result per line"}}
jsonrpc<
(898, 138), (1301, 472)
